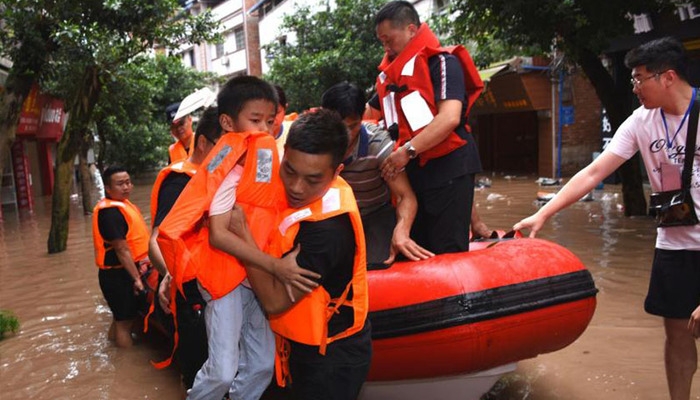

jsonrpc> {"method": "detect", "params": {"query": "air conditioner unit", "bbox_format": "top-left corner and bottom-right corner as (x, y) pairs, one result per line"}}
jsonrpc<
(221, 56), (230, 66)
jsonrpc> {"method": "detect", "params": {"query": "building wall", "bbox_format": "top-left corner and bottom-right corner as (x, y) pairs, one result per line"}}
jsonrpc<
(559, 72), (602, 176)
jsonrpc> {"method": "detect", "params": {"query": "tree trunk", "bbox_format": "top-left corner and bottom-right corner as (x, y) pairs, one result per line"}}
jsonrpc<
(78, 146), (96, 214)
(47, 66), (102, 254)
(575, 47), (647, 216)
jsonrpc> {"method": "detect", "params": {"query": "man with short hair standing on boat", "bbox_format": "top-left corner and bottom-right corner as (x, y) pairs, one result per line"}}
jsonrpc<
(515, 37), (699, 400)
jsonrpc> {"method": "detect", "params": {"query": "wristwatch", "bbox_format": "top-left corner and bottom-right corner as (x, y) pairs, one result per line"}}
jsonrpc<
(402, 141), (418, 159)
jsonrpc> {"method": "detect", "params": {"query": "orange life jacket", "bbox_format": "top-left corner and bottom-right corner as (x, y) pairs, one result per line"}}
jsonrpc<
(375, 23), (483, 166)
(267, 177), (368, 387)
(158, 131), (285, 300)
(168, 131), (194, 163)
(150, 160), (198, 229)
(92, 198), (150, 269)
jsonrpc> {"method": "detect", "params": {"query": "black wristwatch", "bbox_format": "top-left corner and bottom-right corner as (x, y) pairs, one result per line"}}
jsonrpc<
(402, 141), (417, 159)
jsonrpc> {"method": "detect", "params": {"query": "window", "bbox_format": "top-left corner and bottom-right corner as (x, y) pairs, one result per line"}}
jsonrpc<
(434, 0), (449, 13)
(214, 42), (224, 59)
(234, 27), (245, 51)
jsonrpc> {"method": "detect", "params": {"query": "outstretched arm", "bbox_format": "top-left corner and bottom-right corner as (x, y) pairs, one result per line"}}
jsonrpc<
(513, 151), (627, 237)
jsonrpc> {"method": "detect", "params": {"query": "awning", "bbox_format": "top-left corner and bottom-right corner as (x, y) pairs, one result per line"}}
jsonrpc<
(478, 57), (520, 82)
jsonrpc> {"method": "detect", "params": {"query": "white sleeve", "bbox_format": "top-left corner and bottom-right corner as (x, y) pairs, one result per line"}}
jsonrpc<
(604, 113), (640, 160)
(209, 165), (244, 217)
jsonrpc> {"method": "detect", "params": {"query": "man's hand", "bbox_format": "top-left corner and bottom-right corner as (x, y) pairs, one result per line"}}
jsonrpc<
(273, 246), (321, 302)
(381, 148), (410, 181)
(689, 305), (700, 338)
(513, 213), (547, 238)
(133, 278), (145, 295)
(384, 228), (434, 264)
(158, 274), (172, 314)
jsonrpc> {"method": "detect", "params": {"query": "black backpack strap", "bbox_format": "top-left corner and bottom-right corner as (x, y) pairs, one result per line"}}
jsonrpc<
(682, 88), (699, 189)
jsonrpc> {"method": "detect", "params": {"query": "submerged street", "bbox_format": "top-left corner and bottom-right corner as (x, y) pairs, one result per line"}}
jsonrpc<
(0, 176), (698, 399)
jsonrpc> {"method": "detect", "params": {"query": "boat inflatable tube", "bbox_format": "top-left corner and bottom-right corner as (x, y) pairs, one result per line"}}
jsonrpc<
(367, 238), (597, 381)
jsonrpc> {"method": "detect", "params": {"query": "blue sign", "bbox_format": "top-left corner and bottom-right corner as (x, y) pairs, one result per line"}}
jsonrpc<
(561, 105), (575, 125)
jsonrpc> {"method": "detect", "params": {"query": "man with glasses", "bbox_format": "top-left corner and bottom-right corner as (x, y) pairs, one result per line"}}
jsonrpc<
(515, 37), (699, 400)
(148, 106), (223, 389)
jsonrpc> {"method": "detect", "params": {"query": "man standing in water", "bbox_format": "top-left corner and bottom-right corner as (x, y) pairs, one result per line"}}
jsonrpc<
(92, 166), (150, 348)
(515, 37), (699, 400)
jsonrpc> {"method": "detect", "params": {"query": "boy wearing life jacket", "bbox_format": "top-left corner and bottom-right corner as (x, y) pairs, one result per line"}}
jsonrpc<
(148, 106), (222, 389)
(157, 76), (319, 400)
(367, 1), (484, 255)
(166, 102), (195, 163)
(227, 110), (372, 400)
(92, 166), (150, 348)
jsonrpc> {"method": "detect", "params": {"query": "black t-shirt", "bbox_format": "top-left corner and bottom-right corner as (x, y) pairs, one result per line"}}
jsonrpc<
(288, 213), (371, 363)
(369, 53), (482, 192)
(97, 206), (128, 266)
(153, 172), (192, 228)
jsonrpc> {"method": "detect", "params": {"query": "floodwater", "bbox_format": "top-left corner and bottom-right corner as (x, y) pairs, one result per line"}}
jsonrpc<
(0, 176), (698, 399)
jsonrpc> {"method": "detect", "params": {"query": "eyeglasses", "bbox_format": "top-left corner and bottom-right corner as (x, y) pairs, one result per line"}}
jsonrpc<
(630, 70), (669, 88)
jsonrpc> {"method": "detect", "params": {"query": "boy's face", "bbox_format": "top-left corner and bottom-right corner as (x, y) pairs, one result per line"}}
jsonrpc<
(273, 104), (287, 136)
(220, 99), (277, 134)
(280, 149), (342, 209)
(631, 66), (669, 109)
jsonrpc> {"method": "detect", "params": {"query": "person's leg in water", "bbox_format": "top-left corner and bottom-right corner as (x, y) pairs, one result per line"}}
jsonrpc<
(114, 319), (134, 348)
(664, 318), (697, 400)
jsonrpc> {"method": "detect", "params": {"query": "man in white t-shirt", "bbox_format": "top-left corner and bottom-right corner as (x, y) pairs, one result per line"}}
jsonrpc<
(515, 37), (699, 400)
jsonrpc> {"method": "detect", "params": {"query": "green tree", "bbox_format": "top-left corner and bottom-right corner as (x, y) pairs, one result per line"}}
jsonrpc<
(264, 0), (386, 111)
(442, 0), (699, 216)
(20, 0), (219, 253)
(94, 54), (219, 174)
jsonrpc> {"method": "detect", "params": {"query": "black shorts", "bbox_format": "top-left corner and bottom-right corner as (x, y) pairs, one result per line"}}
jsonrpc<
(644, 248), (700, 319)
(98, 268), (139, 321)
(411, 173), (474, 255)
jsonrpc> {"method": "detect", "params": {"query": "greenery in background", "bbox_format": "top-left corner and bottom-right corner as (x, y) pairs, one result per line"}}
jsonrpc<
(0, 0), (220, 253)
(0, 310), (19, 339)
(94, 54), (220, 174)
(264, 0), (386, 111)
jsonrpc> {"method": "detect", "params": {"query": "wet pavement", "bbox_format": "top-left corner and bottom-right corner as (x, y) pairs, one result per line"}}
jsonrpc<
(0, 175), (698, 399)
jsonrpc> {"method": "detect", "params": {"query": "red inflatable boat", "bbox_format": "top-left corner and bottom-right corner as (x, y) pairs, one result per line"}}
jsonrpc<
(366, 237), (597, 382)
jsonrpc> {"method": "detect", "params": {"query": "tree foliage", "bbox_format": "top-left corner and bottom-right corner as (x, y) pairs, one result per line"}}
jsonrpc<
(264, 0), (386, 111)
(94, 54), (219, 174)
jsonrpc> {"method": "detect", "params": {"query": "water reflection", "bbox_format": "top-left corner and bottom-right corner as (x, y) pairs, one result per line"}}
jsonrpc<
(0, 177), (697, 399)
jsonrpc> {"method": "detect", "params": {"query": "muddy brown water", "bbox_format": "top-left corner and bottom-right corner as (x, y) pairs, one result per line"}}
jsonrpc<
(0, 176), (698, 399)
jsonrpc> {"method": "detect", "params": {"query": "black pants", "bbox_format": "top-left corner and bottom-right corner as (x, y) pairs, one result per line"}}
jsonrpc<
(411, 173), (474, 254)
(288, 325), (372, 400)
(176, 280), (208, 389)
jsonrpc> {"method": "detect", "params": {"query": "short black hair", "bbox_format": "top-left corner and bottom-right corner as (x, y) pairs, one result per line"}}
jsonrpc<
(286, 109), (349, 169)
(375, 1), (420, 28)
(102, 165), (128, 187)
(624, 37), (689, 82)
(273, 84), (288, 109)
(217, 75), (279, 120)
(194, 106), (222, 148)
(321, 82), (366, 120)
